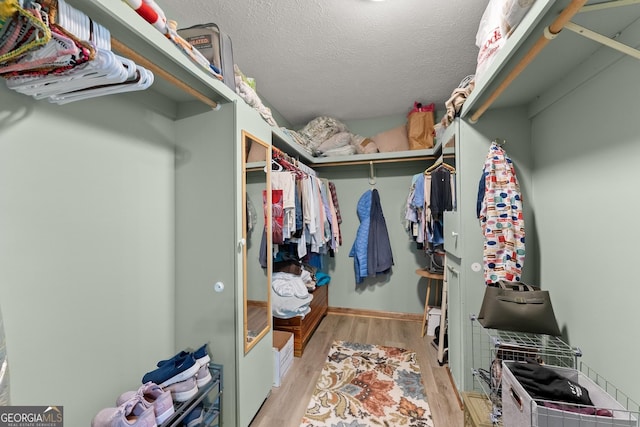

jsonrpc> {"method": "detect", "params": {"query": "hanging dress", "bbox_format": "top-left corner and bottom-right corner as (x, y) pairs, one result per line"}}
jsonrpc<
(477, 142), (525, 284)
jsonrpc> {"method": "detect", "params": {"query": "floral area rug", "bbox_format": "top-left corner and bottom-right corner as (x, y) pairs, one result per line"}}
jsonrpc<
(300, 340), (434, 427)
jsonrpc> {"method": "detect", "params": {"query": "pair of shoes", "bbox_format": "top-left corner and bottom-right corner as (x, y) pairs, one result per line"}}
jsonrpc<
(116, 382), (174, 424)
(92, 395), (157, 427)
(162, 363), (210, 403)
(157, 344), (212, 391)
(141, 353), (199, 388)
(156, 344), (210, 368)
(182, 405), (203, 427)
(164, 376), (198, 402)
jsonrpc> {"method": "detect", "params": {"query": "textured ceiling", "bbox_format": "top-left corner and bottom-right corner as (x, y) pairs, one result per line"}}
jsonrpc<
(160, 0), (490, 128)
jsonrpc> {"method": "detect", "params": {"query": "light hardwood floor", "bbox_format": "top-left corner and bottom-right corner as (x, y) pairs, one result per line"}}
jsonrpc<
(250, 313), (464, 426)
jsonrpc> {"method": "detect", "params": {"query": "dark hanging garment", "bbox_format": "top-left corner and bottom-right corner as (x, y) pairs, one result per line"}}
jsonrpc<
(367, 189), (394, 278)
(430, 167), (453, 217)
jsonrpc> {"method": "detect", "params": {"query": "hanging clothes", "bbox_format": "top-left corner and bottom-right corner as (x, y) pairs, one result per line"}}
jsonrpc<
(349, 189), (393, 284)
(264, 189), (284, 244)
(328, 182), (343, 246)
(429, 167), (453, 217)
(477, 142), (525, 284)
(271, 171), (296, 240)
(403, 173), (426, 247)
(349, 190), (372, 284)
(367, 189), (394, 278)
(269, 150), (343, 266)
(404, 162), (455, 251)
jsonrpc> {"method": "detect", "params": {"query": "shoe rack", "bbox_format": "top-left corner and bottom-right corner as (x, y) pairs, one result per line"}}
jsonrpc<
(161, 364), (223, 427)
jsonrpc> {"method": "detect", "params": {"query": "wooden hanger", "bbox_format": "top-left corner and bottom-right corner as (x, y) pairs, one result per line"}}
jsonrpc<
(424, 161), (456, 175)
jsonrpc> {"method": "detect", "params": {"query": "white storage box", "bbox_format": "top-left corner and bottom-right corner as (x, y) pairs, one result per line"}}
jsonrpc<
(273, 330), (294, 387)
(427, 307), (441, 336)
(502, 362), (637, 427)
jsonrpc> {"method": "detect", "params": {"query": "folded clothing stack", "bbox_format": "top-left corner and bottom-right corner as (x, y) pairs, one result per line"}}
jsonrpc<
(509, 361), (593, 406)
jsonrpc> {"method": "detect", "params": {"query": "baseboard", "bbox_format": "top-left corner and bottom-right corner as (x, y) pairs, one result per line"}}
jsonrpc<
(327, 306), (422, 322)
(446, 366), (464, 411)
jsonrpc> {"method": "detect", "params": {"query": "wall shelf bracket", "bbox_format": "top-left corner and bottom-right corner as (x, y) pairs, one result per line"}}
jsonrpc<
(564, 21), (640, 60)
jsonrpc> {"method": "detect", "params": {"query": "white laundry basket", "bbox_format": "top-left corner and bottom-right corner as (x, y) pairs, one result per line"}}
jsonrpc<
(502, 362), (637, 427)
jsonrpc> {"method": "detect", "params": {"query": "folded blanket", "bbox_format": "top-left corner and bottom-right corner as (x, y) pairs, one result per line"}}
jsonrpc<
(271, 291), (313, 319)
(272, 272), (309, 298)
(298, 116), (348, 151)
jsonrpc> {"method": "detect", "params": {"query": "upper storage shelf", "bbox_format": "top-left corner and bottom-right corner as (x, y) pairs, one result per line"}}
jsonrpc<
(271, 126), (441, 167)
(65, 0), (237, 117)
(462, 0), (640, 121)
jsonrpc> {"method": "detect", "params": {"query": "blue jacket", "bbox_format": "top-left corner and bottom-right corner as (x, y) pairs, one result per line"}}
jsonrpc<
(349, 190), (372, 284)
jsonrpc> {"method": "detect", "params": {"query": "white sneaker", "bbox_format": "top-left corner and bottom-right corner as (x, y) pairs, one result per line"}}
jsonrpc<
(163, 376), (198, 402)
(116, 382), (174, 424)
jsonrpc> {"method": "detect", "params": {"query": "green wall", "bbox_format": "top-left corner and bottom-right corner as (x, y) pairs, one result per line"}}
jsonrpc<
(0, 87), (176, 425)
(317, 161), (433, 316)
(345, 114), (408, 137)
(530, 53), (640, 401)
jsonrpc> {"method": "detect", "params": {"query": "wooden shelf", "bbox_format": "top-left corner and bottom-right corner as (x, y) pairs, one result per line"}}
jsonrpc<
(271, 126), (442, 167)
(461, 0), (640, 121)
(65, 0), (238, 118)
(415, 268), (444, 280)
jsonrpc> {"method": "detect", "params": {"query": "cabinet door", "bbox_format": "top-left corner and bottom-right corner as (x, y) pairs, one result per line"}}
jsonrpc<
(442, 121), (462, 258)
(445, 257), (464, 391)
(235, 103), (275, 427)
(175, 103), (274, 427)
(175, 106), (239, 426)
(443, 211), (461, 258)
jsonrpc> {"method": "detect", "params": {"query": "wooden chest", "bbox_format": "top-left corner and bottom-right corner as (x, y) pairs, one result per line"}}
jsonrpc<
(462, 392), (499, 427)
(273, 284), (328, 357)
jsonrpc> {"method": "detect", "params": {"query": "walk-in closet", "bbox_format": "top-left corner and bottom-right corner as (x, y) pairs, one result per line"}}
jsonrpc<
(1, 0), (640, 426)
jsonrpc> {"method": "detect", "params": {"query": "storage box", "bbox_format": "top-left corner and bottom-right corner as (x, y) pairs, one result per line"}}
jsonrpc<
(427, 307), (441, 336)
(502, 362), (637, 427)
(273, 330), (294, 387)
(177, 23), (236, 92)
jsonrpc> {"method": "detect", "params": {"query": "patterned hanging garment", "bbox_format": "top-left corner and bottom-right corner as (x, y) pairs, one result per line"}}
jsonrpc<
(477, 142), (525, 284)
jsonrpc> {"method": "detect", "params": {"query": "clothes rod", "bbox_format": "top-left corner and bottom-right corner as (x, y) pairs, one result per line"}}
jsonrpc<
(110, 37), (219, 110)
(272, 146), (316, 176)
(469, 0), (589, 123)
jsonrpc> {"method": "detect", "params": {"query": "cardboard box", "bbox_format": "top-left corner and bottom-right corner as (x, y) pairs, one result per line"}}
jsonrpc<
(502, 362), (637, 427)
(273, 330), (293, 387)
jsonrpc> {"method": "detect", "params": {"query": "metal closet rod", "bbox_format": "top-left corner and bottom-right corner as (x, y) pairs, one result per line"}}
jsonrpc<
(469, 0), (589, 123)
(110, 37), (219, 110)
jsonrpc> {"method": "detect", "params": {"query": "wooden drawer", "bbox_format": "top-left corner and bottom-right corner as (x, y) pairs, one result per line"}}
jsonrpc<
(273, 285), (328, 357)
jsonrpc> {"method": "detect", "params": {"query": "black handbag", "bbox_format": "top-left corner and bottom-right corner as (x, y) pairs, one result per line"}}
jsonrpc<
(477, 280), (562, 336)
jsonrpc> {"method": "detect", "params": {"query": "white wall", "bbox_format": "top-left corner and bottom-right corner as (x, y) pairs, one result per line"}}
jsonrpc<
(0, 87), (176, 425)
(531, 53), (640, 401)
